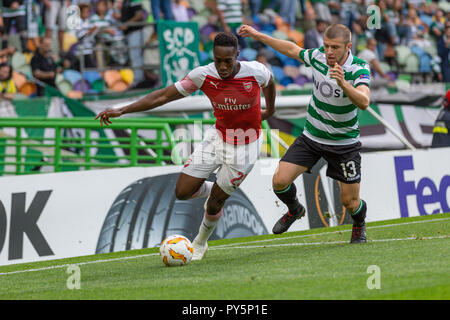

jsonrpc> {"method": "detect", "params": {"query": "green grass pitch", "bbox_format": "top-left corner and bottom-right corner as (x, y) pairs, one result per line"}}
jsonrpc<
(0, 213), (449, 300)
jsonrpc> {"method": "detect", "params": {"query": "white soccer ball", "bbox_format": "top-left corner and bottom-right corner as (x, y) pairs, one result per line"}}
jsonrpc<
(159, 235), (194, 267)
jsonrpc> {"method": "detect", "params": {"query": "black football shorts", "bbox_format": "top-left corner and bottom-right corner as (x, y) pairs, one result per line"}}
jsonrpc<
(281, 134), (362, 184)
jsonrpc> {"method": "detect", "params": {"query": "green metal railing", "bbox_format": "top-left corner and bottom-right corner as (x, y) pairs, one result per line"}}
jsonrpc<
(0, 117), (280, 175)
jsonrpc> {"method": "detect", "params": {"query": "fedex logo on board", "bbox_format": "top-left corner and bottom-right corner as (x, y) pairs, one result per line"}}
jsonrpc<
(395, 156), (450, 217)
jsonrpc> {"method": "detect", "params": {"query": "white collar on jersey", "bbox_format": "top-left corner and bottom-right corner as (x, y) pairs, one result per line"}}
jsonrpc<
(341, 50), (354, 68)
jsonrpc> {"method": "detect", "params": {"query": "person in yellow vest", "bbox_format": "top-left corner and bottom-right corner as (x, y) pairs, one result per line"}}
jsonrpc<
(431, 89), (450, 148)
(0, 62), (16, 100)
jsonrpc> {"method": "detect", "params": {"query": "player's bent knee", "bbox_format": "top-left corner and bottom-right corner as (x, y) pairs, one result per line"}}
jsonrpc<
(341, 196), (359, 211)
(272, 175), (291, 191)
(174, 187), (192, 201)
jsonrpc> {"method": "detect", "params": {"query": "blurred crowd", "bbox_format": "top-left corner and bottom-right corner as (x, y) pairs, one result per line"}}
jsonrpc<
(0, 0), (449, 100)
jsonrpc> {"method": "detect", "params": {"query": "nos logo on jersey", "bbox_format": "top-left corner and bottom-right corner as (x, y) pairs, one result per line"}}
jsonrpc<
(243, 81), (252, 92)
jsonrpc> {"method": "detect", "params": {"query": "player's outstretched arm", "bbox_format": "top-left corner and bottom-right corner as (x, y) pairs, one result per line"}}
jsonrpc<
(95, 85), (184, 126)
(238, 25), (303, 62)
(261, 75), (276, 121)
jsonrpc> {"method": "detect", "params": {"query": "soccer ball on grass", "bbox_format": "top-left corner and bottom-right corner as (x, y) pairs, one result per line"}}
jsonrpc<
(159, 235), (194, 267)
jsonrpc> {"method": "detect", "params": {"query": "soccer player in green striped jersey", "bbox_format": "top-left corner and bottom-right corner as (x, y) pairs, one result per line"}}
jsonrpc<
(239, 24), (370, 243)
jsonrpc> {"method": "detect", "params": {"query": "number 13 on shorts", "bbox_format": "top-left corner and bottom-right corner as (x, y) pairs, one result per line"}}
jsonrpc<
(340, 160), (357, 179)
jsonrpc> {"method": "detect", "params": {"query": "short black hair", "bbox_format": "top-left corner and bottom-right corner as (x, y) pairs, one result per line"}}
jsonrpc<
(213, 32), (238, 50)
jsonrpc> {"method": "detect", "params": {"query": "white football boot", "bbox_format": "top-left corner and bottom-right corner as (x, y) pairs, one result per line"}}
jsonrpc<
(191, 240), (208, 260)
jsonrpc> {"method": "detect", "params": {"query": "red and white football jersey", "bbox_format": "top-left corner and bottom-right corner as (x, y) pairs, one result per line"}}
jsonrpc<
(174, 61), (272, 145)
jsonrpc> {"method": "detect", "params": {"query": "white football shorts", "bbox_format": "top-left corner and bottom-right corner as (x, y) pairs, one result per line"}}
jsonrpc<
(182, 127), (263, 195)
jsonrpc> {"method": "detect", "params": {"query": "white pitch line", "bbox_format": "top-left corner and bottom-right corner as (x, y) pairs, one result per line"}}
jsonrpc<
(1, 234), (449, 276)
(0, 253), (159, 276)
(0, 217), (449, 276)
(210, 235), (449, 250)
(213, 216), (450, 248)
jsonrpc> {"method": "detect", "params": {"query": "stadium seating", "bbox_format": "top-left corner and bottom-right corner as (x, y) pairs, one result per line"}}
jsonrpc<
(0, 0), (447, 98)
(56, 74), (73, 96)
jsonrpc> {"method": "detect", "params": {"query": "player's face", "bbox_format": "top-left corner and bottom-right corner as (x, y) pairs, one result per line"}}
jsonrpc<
(213, 46), (239, 79)
(323, 36), (352, 66)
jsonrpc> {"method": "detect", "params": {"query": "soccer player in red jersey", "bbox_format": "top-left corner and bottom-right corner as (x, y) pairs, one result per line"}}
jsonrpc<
(96, 32), (276, 260)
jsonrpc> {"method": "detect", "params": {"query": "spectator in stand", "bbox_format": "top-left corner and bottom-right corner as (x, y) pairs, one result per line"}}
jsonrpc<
(90, 0), (117, 41)
(90, 0), (126, 69)
(355, 0), (374, 17)
(44, 0), (70, 53)
(417, 1), (434, 17)
(0, 9), (6, 53)
(265, 0), (278, 11)
(0, 46), (15, 63)
(328, 0), (342, 24)
(304, 19), (327, 49)
(107, 0), (128, 65)
(437, 22), (450, 83)
(31, 36), (59, 96)
(171, 0), (189, 22)
(339, 0), (360, 32)
(258, 0), (298, 28)
(117, 0), (145, 86)
(392, 0), (405, 18)
(59, 50), (79, 70)
(351, 16), (367, 55)
(374, 0), (398, 60)
(112, 0), (122, 21)
(216, 0), (247, 48)
(0, 62), (16, 100)
(278, 0), (298, 28)
(1, 0), (28, 52)
(406, 7), (429, 39)
(25, 0), (42, 53)
(74, 2), (97, 68)
(310, 0), (332, 23)
(358, 38), (393, 88)
(397, 11), (412, 45)
(298, 0), (307, 15)
(409, 26), (432, 49)
(147, 0), (173, 42)
(429, 9), (446, 40)
(249, 0), (262, 20)
(0, 8), (3, 46)
(151, 0), (174, 22)
(300, 7), (318, 34)
(216, 0), (241, 34)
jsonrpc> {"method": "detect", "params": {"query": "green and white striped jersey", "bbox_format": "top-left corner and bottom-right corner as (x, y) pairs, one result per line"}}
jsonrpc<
(217, 0), (243, 25)
(299, 46), (370, 145)
(2, 5), (26, 18)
